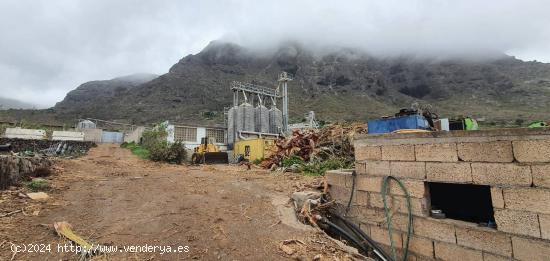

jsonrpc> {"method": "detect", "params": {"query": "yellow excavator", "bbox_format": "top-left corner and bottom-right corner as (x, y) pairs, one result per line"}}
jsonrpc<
(191, 137), (229, 164)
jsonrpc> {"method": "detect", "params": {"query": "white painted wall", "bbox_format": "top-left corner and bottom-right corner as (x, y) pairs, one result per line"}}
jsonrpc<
(166, 124), (175, 143)
(165, 124), (228, 151)
(4, 128), (46, 140)
(52, 131), (85, 141)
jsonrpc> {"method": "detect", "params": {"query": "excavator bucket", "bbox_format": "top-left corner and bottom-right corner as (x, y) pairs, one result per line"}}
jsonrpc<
(203, 152), (229, 164)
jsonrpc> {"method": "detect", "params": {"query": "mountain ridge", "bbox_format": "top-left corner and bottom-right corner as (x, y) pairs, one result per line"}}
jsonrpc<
(4, 41), (550, 126)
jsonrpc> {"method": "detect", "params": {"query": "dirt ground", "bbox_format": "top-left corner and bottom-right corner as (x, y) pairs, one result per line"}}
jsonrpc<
(0, 144), (359, 260)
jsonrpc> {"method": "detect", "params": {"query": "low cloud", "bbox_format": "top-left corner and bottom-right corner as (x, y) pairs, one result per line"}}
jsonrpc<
(0, 0), (549, 107)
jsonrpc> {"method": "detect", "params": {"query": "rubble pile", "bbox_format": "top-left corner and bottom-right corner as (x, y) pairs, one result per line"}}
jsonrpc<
(0, 154), (53, 189)
(261, 123), (367, 169)
(0, 138), (95, 155)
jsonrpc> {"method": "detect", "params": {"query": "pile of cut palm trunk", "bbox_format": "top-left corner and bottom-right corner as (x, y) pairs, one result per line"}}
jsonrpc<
(260, 123), (367, 169)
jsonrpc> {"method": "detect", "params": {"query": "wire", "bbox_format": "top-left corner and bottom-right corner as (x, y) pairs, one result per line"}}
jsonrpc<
(381, 176), (413, 261)
(345, 170), (357, 215)
(331, 213), (391, 261)
(317, 216), (371, 254)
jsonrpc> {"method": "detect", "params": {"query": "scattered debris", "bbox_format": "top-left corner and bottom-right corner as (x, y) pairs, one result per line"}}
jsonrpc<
(26, 192), (49, 200)
(279, 239), (305, 256)
(0, 209), (22, 218)
(0, 154), (53, 189)
(0, 138), (95, 156)
(54, 221), (96, 256)
(292, 191), (322, 210)
(260, 123), (367, 172)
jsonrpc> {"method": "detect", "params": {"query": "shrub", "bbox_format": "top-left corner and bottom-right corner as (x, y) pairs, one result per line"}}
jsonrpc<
(252, 158), (264, 165)
(281, 155), (304, 167)
(301, 157), (352, 176)
(141, 125), (168, 150)
(26, 178), (50, 191)
(149, 141), (186, 164)
(121, 141), (150, 159)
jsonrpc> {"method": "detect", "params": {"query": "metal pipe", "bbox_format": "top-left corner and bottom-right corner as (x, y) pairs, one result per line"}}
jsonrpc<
(238, 131), (279, 141)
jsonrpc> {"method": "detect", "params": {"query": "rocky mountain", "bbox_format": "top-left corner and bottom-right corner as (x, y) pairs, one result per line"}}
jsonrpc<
(9, 41), (550, 126)
(54, 73), (158, 118)
(0, 97), (36, 110)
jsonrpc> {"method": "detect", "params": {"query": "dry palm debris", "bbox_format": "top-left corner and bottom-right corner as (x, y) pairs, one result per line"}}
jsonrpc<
(260, 123), (367, 169)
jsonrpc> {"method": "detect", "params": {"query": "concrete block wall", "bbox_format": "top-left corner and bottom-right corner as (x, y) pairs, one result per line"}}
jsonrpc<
(4, 127), (46, 140)
(52, 131), (85, 141)
(326, 128), (550, 261)
(0, 155), (52, 189)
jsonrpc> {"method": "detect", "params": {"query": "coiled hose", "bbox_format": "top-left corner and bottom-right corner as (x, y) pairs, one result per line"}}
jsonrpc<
(381, 176), (413, 261)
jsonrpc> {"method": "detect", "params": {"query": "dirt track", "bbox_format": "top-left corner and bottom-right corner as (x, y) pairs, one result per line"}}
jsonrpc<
(0, 144), (355, 260)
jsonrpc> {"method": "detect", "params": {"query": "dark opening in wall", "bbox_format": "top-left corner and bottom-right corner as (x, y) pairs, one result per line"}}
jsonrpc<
(428, 182), (495, 225)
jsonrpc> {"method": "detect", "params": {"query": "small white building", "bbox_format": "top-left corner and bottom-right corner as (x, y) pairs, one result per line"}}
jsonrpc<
(165, 123), (228, 151)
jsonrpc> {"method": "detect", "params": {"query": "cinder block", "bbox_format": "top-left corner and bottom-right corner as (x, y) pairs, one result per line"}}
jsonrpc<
(539, 214), (550, 240)
(513, 139), (550, 163)
(357, 176), (383, 192)
(532, 164), (550, 189)
(325, 170), (347, 187)
(356, 160), (390, 176)
(407, 235), (434, 258)
(358, 207), (386, 226)
(457, 141), (514, 162)
(434, 241), (483, 261)
(512, 237), (550, 261)
(356, 161), (367, 174)
(356, 190), (369, 206)
(415, 143), (458, 162)
(355, 144), (382, 161)
(369, 192), (389, 209)
(503, 188), (550, 214)
(357, 179), (426, 197)
(413, 217), (456, 243)
(390, 179), (426, 198)
(482, 253), (514, 261)
(370, 225), (403, 248)
(393, 196), (428, 216)
(387, 213), (411, 232)
(490, 187), (505, 209)
(426, 162), (472, 183)
(382, 144), (415, 161)
(329, 185), (349, 204)
(455, 226), (512, 256)
(471, 163), (531, 186)
(493, 209), (541, 237)
(390, 161), (426, 179)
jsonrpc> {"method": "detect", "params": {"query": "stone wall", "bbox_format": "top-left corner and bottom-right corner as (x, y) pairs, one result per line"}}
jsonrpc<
(326, 128), (550, 261)
(0, 138), (95, 153)
(0, 155), (52, 189)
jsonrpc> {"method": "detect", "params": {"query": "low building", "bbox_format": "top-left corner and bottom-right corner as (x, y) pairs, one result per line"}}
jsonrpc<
(165, 123), (228, 151)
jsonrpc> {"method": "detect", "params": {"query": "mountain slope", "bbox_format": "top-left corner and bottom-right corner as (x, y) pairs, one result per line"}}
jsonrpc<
(33, 41), (550, 125)
(54, 73), (158, 119)
(0, 97), (36, 110)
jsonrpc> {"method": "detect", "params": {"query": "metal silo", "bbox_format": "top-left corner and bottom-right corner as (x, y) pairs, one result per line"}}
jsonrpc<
(240, 102), (255, 132)
(227, 106), (238, 146)
(269, 106), (282, 134)
(255, 105), (270, 133)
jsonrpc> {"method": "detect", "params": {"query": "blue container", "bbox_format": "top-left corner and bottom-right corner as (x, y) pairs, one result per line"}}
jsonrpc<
(368, 115), (430, 134)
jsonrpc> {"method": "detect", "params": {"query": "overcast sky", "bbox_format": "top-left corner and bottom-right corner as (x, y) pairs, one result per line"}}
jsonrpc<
(1, 0), (549, 108)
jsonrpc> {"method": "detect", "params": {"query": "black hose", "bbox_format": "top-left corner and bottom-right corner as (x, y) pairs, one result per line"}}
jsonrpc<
(331, 213), (392, 261)
(318, 217), (371, 254)
(345, 170), (357, 215)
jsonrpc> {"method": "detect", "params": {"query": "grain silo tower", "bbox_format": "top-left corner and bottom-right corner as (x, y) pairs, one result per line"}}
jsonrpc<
(255, 103), (270, 133)
(228, 75), (290, 161)
(240, 102), (255, 132)
(269, 105), (283, 134)
(227, 106), (238, 146)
